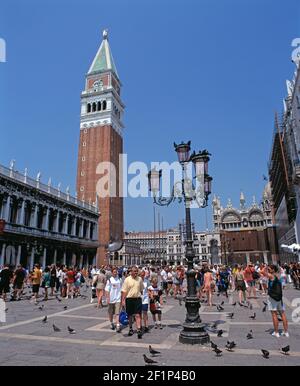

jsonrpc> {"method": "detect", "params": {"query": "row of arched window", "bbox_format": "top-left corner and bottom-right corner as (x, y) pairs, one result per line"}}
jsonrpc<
(87, 100), (107, 113)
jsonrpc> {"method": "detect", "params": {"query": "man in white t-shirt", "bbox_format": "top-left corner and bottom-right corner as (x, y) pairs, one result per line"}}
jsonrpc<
(105, 267), (122, 332)
(160, 267), (168, 295)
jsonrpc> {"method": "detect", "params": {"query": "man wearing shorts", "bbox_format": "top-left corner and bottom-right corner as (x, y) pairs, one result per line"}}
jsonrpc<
(121, 266), (144, 339)
(105, 267), (122, 333)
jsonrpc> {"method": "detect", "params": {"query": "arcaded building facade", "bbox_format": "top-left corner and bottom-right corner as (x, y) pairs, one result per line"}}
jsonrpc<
(0, 163), (99, 269)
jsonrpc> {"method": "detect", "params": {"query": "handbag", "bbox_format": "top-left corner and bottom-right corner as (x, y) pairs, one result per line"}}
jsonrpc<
(119, 307), (129, 326)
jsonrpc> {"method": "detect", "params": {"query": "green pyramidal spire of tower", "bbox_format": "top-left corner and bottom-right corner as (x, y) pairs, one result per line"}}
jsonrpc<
(88, 29), (119, 79)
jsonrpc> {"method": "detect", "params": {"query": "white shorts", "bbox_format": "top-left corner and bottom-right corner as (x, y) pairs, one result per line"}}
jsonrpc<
(268, 297), (285, 312)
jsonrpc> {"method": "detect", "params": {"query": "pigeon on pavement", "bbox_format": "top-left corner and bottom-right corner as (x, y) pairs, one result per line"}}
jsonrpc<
(246, 330), (253, 340)
(214, 348), (223, 356)
(68, 326), (76, 334)
(226, 341), (236, 352)
(143, 354), (158, 365)
(261, 349), (270, 359)
(281, 345), (290, 355)
(149, 346), (161, 356)
(53, 324), (61, 332)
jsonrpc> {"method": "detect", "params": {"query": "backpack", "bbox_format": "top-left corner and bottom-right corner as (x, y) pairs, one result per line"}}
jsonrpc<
(268, 276), (283, 302)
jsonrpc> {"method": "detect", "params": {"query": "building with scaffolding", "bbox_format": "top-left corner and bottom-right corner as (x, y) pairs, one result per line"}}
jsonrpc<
(268, 60), (300, 262)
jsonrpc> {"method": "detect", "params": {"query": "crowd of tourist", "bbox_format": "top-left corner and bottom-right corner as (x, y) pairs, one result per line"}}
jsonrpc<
(0, 260), (300, 339)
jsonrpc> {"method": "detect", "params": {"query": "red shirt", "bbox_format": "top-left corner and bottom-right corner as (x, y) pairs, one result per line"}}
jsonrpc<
(66, 270), (75, 284)
(244, 267), (254, 282)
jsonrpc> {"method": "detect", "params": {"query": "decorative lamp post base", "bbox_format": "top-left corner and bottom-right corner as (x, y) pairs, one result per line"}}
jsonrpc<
(179, 322), (210, 345)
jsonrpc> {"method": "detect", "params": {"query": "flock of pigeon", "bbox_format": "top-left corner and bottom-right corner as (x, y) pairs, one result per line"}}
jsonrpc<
(208, 299), (291, 360)
(210, 340), (290, 358)
(38, 301), (163, 365)
(142, 297), (293, 365)
(39, 296), (79, 334)
(7, 291), (292, 365)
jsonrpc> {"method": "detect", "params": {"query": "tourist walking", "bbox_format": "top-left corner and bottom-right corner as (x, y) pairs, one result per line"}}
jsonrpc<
(93, 269), (107, 308)
(265, 264), (289, 338)
(234, 265), (247, 305)
(0, 264), (13, 302)
(105, 267), (122, 332)
(244, 263), (257, 299)
(148, 276), (163, 329)
(217, 266), (230, 298)
(12, 264), (26, 301)
(30, 264), (42, 304)
(203, 267), (214, 307)
(121, 266), (144, 339)
(50, 264), (57, 296)
(140, 270), (150, 333)
(41, 266), (51, 300)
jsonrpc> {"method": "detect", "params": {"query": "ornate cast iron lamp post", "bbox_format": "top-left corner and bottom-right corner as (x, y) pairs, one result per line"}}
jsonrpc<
(148, 141), (212, 344)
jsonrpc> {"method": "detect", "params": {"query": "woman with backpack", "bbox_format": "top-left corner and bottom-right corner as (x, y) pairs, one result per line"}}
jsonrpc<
(217, 266), (230, 298)
(265, 264), (289, 338)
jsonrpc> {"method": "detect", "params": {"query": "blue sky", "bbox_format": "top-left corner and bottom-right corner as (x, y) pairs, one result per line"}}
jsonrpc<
(1, 0), (300, 232)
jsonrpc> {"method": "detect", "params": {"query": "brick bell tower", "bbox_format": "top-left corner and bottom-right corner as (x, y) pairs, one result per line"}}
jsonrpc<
(76, 29), (124, 266)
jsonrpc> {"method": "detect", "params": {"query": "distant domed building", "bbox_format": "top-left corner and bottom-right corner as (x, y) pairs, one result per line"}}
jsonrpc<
(212, 186), (278, 265)
(212, 187), (273, 231)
